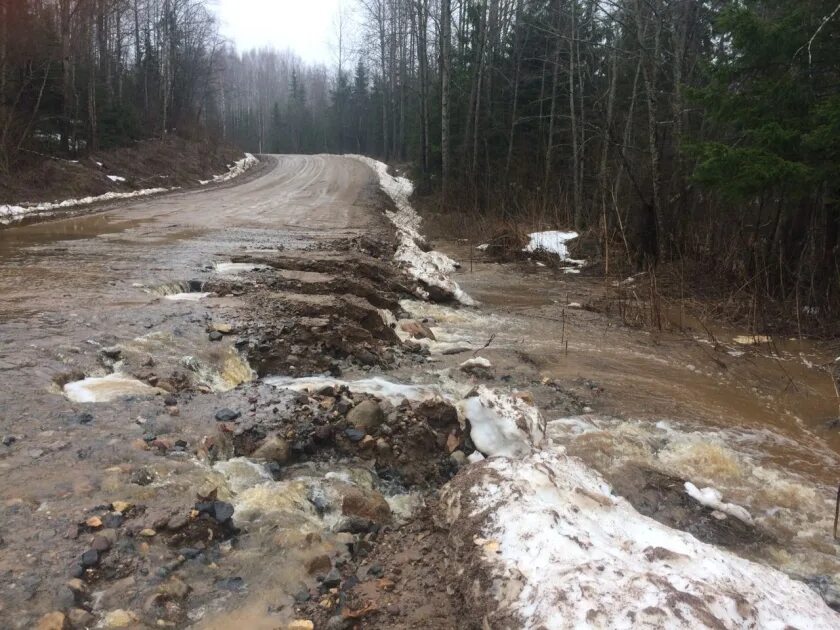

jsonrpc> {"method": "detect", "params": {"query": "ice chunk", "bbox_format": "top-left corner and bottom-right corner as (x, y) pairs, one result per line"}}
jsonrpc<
(684, 481), (753, 524)
(456, 385), (545, 457)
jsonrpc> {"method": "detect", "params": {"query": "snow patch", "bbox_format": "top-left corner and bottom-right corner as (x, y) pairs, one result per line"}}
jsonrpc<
(199, 153), (258, 185)
(107, 175), (127, 183)
(439, 451), (840, 628)
(0, 187), (170, 225)
(347, 155), (475, 305)
(212, 262), (269, 276)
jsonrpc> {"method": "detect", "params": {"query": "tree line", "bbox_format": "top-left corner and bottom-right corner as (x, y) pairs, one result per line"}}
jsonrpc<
(2, 0), (838, 321)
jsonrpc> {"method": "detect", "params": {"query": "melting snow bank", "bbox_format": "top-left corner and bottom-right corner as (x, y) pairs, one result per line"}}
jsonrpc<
(0, 187), (169, 226)
(347, 155), (475, 305)
(684, 481), (754, 525)
(199, 153), (259, 185)
(438, 450), (840, 629)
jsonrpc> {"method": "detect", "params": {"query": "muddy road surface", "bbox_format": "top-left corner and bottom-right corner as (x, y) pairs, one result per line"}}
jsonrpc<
(2, 155), (840, 629)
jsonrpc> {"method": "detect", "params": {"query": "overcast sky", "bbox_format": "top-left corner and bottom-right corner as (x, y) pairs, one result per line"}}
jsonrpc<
(213, 0), (344, 65)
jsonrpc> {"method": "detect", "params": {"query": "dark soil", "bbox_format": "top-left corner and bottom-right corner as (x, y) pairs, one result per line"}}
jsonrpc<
(0, 136), (243, 206)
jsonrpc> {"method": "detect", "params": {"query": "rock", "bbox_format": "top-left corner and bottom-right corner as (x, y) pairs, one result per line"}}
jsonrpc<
(446, 432), (461, 453)
(1, 435), (15, 446)
(66, 578), (86, 594)
(415, 400), (458, 428)
(399, 320), (436, 340)
(165, 514), (188, 531)
(179, 547), (202, 560)
(129, 467), (155, 486)
(341, 488), (391, 524)
(326, 615), (349, 630)
(138, 528), (156, 537)
(252, 436), (290, 464)
(55, 586), (77, 609)
(450, 450), (468, 468)
(36, 612), (67, 630)
(215, 576), (245, 592)
(158, 577), (191, 601)
(85, 516), (102, 529)
(360, 435), (376, 450)
(80, 549), (99, 568)
(344, 428), (366, 442)
(102, 513), (124, 529)
(72, 412), (94, 425)
(346, 400), (385, 430)
(196, 500), (235, 523)
(294, 588), (311, 603)
(103, 609), (136, 628)
(91, 535), (112, 552)
(209, 322), (234, 334)
(335, 397), (352, 414)
(214, 408), (241, 422)
(307, 554), (332, 575)
(322, 568), (341, 589)
(111, 501), (132, 514)
(163, 394), (178, 406)
(100, 346), (122, 360)
(208, 331), (224, 341)
(367, 563), (384, 577)
(67, 609), (95, 628)
(287, 621), (315, 630)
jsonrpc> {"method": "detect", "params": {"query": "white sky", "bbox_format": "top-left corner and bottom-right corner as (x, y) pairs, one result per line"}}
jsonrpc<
(213, 0), (343, 65)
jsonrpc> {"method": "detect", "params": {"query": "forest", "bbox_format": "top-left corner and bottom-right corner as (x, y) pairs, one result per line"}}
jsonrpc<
(1, 0), (838, 329)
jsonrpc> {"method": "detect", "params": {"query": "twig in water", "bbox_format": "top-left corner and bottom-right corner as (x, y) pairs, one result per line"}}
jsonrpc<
(473, 333), (496, 357)
(834, 482), (840, 540)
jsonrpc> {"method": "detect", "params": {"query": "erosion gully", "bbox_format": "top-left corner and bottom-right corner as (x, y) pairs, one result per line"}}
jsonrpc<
(1, 154), (839, 629)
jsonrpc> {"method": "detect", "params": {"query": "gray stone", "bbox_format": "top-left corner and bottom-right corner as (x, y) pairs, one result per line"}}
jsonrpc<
(346, 400), (385, 430)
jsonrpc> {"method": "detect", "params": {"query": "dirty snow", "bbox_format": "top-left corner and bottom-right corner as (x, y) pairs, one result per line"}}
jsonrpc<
(63, 373), (162, 403)
(212, 262), (269, 275)
(460, 356), (492, 369)
(0, 187), (169, 225)
(734, 334), (772, 345)
(199, 153), (259, 185)
(456, 385), (545, 458)
(440, 450), (840, 628)
(265, 375), (445, 405)
(347, 155), (475, 305)
(524, 230), (576, 258)
(684, 482), (754, 524)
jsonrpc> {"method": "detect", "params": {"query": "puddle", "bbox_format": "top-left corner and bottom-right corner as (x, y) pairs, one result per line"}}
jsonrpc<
(63, 373), (163, 402)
